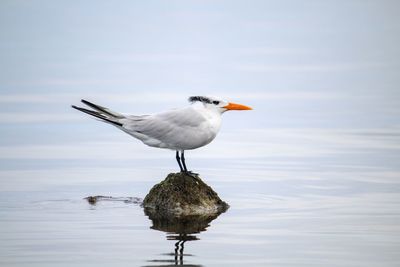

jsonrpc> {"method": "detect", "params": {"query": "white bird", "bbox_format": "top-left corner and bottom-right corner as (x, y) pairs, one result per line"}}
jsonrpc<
(72, 96), (252, 173)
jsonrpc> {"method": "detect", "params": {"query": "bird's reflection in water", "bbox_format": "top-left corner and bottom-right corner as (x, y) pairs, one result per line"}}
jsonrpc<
(143, 208), (227, 266)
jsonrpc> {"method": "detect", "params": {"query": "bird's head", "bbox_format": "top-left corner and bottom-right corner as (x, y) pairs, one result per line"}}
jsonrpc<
(188, 96), (252, 114)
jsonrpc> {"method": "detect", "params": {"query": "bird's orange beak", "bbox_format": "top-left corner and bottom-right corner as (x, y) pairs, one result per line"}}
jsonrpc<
(223, 102), (252, 110)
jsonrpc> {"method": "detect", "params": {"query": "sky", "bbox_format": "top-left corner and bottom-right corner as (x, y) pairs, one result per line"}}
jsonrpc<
(0, 0), (399, 140)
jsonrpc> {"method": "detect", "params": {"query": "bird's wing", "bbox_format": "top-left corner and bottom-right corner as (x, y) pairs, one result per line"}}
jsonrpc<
(122, 107), (208, 148)
(123, 107), (206, 137)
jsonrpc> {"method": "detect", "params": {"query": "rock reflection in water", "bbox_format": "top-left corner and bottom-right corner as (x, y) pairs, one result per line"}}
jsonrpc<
(144, 207), (227, 266)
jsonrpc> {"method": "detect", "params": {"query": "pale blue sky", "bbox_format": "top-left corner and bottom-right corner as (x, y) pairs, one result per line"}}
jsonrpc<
(0, 0), (399, 133)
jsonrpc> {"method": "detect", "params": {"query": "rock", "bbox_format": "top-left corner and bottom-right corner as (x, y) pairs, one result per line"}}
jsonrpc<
(143, 172), (229, 216)
(85, 195), (99, 204)
(144, 207), (224, 236)
(84, 195), (142, 205)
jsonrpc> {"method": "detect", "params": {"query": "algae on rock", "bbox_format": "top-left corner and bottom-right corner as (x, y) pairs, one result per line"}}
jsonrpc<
(143, 172), (229, 216)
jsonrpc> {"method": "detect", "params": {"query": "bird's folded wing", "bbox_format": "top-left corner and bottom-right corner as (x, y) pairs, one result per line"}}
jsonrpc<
(123, 107), (206, 140)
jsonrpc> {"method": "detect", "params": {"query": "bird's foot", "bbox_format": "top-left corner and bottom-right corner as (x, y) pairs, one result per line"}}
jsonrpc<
(181, 170), (199, 177)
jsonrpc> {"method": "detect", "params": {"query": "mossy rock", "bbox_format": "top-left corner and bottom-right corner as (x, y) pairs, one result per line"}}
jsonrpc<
(143, 172), (229, 216)
(144, 208), (223, 236)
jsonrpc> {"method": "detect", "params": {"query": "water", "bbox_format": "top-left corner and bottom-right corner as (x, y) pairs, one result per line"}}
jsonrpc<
(1, 126), (399, 266)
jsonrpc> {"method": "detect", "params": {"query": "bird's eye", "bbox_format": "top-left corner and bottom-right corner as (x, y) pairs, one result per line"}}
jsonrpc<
(212, 101), (220, 105)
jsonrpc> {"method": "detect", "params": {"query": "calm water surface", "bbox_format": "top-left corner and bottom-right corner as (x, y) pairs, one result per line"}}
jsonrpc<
(1, 126), (399, 267)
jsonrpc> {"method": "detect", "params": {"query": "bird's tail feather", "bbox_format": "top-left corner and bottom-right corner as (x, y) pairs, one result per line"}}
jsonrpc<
(80, 99), (125, 118)
(71, 100), (124, 127)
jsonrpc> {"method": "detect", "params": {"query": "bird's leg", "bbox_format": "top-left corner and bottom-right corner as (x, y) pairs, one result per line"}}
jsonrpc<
(181, 151), (199, 177)
(176, 151), (184, 172)
(179, 240), (186, 262)
(174, 240), (180, 264)
(181, 150), (188, 172)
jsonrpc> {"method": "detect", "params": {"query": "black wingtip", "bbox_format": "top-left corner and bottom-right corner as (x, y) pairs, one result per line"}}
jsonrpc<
(81, 99), (95, 108)
(71, 105), (87, 112)
(71, 105), (79, 110)
(79, 99), (122, 118)
(71, 104), (123, 127)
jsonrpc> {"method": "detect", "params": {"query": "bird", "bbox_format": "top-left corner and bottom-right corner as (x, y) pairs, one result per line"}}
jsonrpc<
(71, 96), (252, 173)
